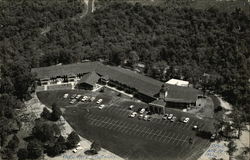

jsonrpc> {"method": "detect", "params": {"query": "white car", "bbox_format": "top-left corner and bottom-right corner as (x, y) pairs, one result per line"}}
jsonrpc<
(183, 117), (190, 123)
(138, 114), (144, 119)
(129, 112), (137, 118)
(98, 104), (105, 110)
(70, 99), (77, 104)
(63, 93), (69, 98)
(193, 125), (198, 130)
(76, 146), (83, 150)
(129, 105), (134, 110)
(167, 114), (173, 120)
(90, 97), (96, 101)
(72, 148), (78, 153)
(96, 99), (103, 104)
(144, 115), (149, 121)
(72, 146), (82, 153)
(81, 96), (89, 102)
(75, 94), (82, 99)
(171, 116), (177, 122)
(139, 108), (145, 114)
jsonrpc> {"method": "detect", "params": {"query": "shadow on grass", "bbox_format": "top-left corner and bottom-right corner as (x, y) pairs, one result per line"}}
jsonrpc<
(84, 149), (98, 155)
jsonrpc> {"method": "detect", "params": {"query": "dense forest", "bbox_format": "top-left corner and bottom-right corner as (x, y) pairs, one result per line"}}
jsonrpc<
(0, 0), (249, 158)
(0, 0), (85, 159)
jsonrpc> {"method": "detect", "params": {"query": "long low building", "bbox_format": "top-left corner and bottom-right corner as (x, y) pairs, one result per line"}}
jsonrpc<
(32, 62), (202, 112)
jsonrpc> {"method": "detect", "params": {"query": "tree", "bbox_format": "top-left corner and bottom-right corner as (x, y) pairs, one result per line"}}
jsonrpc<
(17, 148), (28, 160)
(227, 141), (237, 156)
(6, 134), (19, 150)
(47, 143), (64, 157)
(90, 141), (101, 152)
(32, 121), (56, 142)
(40, 107), (51, 120)
(66, 131), (80, 149)
(1, 58), (35, 99)
(27, 140), (43, 159)
(57, 135), (66, 144)
(51, 103), (62, 121)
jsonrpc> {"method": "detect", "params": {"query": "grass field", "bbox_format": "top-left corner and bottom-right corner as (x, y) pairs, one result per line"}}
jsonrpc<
(37, 90), (213, 160)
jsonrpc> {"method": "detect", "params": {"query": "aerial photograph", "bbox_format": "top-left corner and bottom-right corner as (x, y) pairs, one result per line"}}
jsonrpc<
(0, 0), (249, 160)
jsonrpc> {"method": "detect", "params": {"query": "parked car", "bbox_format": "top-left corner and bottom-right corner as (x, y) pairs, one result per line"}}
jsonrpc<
(193, 125), (198, 130)
(162, 114), (168, 120)
(72, 145), (82, 153)
(81, 96), (89, 102)
(76, 146), (83, 150)
(70, 99), (77, 104)
(147, 116), (152, 121)
(71, 94), (77, 99)
(144, 115), (149, 121)
(90, 97), (96, 101)
(76, 94), (82, 100)
(183, 117), (190, 123)
(129, 105), (134, 110)
(63, 93), (69, 98)
(171, 116), (177, 122)
(146, 111), (152, 115)
(96, 99), (103, 104)
(129, 112), (137, 118)
(139, 108), (145, 114)
(138, 114), (144, 119)
(210, 133), (217, 141)
(72, 148), (78, 153)
(167, 114), (173, 120)
(98, 104), (105, 110)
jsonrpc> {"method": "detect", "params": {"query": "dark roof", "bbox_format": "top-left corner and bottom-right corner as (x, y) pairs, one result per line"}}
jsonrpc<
(78, 72), (100, 86)
(149, 99), (166, 107)
(96, 65), (163, 97)
(101, 75), (109, 81)
(165, 84), (201, 103)
(31, 62), (98, 79)
(32, 62), (201, 101)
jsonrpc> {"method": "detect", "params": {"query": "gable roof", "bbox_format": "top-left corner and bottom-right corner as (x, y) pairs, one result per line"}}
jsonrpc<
(32, 62), (201, 102)
(149, 99), (166, 107)
(96, 65), (163, 97)
(31, 62), (98, 79)
(165, 84), (201, 103)
(78, 72), (100, 86)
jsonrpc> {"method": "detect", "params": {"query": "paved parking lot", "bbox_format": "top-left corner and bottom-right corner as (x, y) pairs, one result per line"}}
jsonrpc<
(102, 104), (207, 131)
(86, 113), (191, 146)
(44, 90), (213, 160)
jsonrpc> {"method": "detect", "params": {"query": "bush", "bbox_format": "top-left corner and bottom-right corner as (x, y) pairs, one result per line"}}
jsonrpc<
(17, 148), (28, 160)
(66, 131), (80, 149)
(27, 140), (42, 159)
(41, 107), (51, 120)
(51, 103), (62, 121)
(6, 134), (19, 150)
(91, 141), (101, 152)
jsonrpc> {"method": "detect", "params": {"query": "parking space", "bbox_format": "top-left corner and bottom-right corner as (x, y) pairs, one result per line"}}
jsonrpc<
(85, 113), (192, 146)
(100, 103), (207, 132)
(40, 89), (212, 160)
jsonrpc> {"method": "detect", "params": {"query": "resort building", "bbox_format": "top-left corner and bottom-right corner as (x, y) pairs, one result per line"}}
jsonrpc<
(32, 62), (202, 111)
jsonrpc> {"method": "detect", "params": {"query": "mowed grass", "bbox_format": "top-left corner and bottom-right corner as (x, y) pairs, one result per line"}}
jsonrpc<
(37, 90), (212, 160)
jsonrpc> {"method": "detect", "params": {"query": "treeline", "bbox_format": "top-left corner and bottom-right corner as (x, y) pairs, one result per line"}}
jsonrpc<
(39, 2), (249, 118)
(0, 0), (85, 159)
